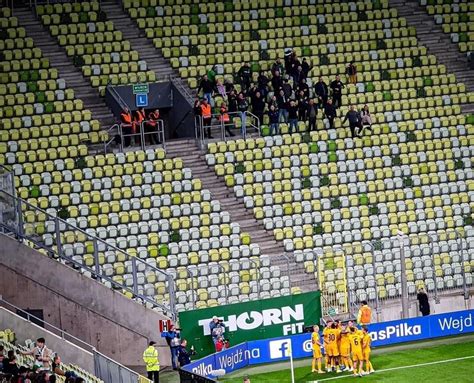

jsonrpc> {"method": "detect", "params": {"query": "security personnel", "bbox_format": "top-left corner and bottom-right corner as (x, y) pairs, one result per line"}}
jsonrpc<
(143, 341), (160, 383)
(119, 107), (133, 147)
(200, 98), (212, 138)
(357, 301), (372, 326)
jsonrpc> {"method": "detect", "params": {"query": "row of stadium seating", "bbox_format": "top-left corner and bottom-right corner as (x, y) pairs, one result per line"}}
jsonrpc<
(0, 6), (106, 164)
(0, 4), (295, 314)
(419, 0), (474, 54)
(0, 329), (101, 382)
(36, 1), (156, 96)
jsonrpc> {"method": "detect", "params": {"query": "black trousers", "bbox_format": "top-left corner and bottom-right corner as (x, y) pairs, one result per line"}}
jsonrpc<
(203, 117), (212, 137)
(327, 116), (335, 129)
(332, 94), (342, 108)
(349, 122), (358, 138)
(147, 371), (159, 383)
(308, 117), (316, 131)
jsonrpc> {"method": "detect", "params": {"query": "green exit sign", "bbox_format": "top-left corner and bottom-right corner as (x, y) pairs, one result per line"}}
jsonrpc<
(133, 83), (149, 94)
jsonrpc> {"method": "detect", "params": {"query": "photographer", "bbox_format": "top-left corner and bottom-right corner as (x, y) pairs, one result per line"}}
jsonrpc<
(161, 324), (181, 370)
(177, 339), (195, 368)
(209, 316), (226, 349)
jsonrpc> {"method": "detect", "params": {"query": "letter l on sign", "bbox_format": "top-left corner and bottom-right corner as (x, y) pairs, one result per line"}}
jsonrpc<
(136, 93), (148, 107)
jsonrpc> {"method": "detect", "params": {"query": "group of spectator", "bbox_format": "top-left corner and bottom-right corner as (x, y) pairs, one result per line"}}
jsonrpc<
(0, 338), (84, 383)
(194, 49), (370, 139)
(119, 107), (161, 147)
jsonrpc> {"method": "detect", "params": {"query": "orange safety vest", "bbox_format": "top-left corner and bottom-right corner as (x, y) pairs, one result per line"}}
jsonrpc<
(201, 104), (211, 119)
(120, 111), (132, 124)
(359, 305), (372, 324)
(148, 111), (159, 127)
(135, 109), (146, 123)
(220, 107), (230, 122)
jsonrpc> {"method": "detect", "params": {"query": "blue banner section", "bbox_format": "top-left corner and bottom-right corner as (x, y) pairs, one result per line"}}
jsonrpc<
(183, 309), (473, 378)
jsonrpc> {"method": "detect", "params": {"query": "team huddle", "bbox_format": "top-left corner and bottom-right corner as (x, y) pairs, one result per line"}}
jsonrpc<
(311, 320), (375, 377)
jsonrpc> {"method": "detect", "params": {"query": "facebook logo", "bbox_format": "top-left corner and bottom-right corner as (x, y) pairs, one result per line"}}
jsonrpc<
(269, 339), (291, 359)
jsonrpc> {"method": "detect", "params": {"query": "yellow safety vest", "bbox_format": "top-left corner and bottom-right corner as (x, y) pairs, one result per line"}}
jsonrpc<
(143, 346), (160, 372)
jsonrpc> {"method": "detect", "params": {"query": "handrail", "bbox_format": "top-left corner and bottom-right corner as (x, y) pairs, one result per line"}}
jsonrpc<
(248, 258), (260, 299)
(0, 296), (93, 353)
(117, 120), (166, 152)
(195, 110), (261, 149)
(282, 253), (292, 290)
(0, 189), (177, 321)
(170, 75), (194, 105)
(103, 123), (119, 154)
(214, 263), (228, 304)
(93, 349), (144, 383)
(106, 83), (129, 111)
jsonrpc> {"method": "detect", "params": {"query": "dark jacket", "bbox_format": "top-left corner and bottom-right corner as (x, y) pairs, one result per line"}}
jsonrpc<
(324, 103), (336, 119)
(314, 81), (328, 98)
(343, 110), (361, 125)
(237, 99), (248, 113)
(282, 82), (292, 99)
(302, 60), (311, 77)
(198, 79), (214, 94)
(251, 95), (265, 113)
(417, 292), (430, 314)
(268, 109), (279, 124)
(288, 104), (298, 120)
(177, 346), (191, 367)
(257, 74), (269, 90)
(228, 94), (238, 113)
(330, 80), (344, 96)
(238, 65), (251, 82)
(271, 75), (283, 92)
(276, 94), (289, 110)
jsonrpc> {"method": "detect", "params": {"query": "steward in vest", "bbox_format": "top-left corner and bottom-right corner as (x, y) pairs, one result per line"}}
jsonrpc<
(357, 301), (372, 326)
(200, 98), (212, 139)
(219, 102), (234, 137)
(143, 341), (160, 383)
(146, 109), (160, 145)
(119, 107), (133, 147)
(134, 107), (146, 145)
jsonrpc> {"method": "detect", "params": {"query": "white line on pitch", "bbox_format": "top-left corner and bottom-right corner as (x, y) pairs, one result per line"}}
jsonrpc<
(309, 355), (474, 382)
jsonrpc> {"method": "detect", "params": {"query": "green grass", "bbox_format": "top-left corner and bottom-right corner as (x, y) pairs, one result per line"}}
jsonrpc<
(220, 339), (474, 383)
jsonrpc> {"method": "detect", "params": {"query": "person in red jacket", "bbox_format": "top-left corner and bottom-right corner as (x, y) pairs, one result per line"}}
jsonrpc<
(134, 107), (146, 145)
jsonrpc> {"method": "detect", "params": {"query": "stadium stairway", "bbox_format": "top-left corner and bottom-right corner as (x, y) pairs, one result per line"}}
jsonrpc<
(164, 139), (317, 292)
(13, 4), (117, 126)
(100, 0), (195, 101)
(390, 0), (474, 113)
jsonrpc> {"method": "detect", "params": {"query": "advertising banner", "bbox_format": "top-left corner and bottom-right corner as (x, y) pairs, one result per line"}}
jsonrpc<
(183, 309), (473, 378)
(179, 291), (322, 357)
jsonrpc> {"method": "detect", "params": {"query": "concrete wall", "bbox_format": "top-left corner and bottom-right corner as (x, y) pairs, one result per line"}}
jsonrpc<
(0, 307), (95, 373)
(375, 291), (473, 323)
(0, 235), (171, 368)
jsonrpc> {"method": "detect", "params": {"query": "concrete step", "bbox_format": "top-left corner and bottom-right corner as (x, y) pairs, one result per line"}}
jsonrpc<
(13, 7), (116, 126)
(164, 139), (316, 292)
(100, 0), (194, 103)
(390, 0), (473, 93)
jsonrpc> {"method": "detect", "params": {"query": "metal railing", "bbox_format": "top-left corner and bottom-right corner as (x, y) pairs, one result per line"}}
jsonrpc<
(0, 296), (93, 352)
(0, 296), (146, 383)
(106, 84), (128, 111)
(195, 111), (261, 149)
(94, 350), (148, 383)
(117, 119), (166, 152)
(170, 75), (194, 105)
(0, 189), (177, 321)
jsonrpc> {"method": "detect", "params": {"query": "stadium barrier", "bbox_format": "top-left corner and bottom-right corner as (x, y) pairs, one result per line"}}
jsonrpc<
(182, 309), (474, 379)
(179, 291), (322, 358)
